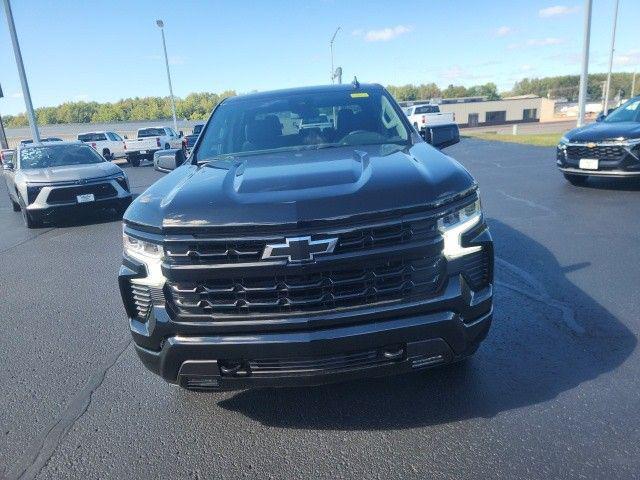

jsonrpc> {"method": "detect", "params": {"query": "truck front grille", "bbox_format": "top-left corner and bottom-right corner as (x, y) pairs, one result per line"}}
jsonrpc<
(164, 217), (438, 265)
(47, 183), (117, 204)
(166, 255), (445, 319)
(565, 144), (626, 160)
(248, 349), (388, 375)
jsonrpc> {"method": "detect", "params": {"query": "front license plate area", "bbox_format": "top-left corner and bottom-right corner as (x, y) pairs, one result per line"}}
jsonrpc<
(579, 158), (599, 170)
(77, 193), (95, 203)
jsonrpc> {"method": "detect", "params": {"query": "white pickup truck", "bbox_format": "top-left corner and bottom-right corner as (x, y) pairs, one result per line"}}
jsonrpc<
(403, 104), (459, 149)
(77, 131), (126, 160)
(124, 126), (184, 167)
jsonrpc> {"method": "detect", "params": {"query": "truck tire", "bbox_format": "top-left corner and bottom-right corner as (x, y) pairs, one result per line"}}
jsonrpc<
(9, 194), (21, 212)
(563, 173), (588, 186)
(130, 157), (141, 167)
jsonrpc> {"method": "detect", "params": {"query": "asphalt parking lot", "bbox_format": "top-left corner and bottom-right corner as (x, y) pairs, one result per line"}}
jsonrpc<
(1, 138), (639, 480)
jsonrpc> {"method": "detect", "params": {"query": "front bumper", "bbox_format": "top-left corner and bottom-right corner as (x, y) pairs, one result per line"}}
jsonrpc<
(24, 179), (132, 217)
(556, 142), (640, 177)
(134, 301), (492, 390)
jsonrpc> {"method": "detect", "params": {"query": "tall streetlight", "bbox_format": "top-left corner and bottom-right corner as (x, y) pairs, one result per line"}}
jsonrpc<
(3, 0), (40, 143)
(577, 0), (593, 127)
(603, 0), (619, 115)
(156, 19), (178, 132)
(330, 27), (341, 84)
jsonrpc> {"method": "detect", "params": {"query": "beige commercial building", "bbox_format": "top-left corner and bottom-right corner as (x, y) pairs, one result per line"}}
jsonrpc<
(400, 95), (556, 127)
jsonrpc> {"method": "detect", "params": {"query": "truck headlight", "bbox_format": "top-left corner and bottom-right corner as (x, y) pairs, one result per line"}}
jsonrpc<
(438, 197), (483, 260)
(123, 230), (164, 284)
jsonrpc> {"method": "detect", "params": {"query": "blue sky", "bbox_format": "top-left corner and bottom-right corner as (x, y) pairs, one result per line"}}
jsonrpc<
(0, 0), (638, 115)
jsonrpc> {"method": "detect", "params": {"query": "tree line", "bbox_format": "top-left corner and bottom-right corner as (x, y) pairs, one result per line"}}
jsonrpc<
(2, 73), (636, 127)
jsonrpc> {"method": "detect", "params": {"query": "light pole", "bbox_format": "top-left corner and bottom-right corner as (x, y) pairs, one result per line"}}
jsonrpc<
(577, 0), (593, 127)
(3, 0), (40, 143)
(330, 27), (341, 84)
(603, 0), (619, 115)
(156, 19), (178, 132)
(631, 69), (637, 98)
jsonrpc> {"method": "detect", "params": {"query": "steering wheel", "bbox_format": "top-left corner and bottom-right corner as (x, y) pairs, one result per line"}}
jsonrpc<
(339, 130), (368, 143)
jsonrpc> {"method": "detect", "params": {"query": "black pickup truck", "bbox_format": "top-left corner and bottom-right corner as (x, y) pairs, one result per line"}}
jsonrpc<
(557, 95), (640, 185)
(184, 123), (204, 152)
(119, 83), (494, 391)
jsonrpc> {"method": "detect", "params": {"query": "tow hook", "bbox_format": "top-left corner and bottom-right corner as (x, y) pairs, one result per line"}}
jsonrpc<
(382, 346), (405, 361)
(219, 360), (251, 377)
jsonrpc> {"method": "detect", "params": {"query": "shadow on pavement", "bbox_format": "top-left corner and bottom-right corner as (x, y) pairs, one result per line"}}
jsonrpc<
(571, 176), (640, 192)
(213, 220), (636, 430)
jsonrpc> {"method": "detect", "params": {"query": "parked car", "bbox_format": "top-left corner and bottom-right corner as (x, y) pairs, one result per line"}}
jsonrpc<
(404, 104), (459, 148)
(77, 131), (126, 160)
(3, 141), (131, 228)
(123, 126), (184, 167)
(557, 95), (640, 185)
(20, 137), (63, 145)
(0, 148), (15, 165)
(119, 83), (494, 391)
(184, 124), (204, 152)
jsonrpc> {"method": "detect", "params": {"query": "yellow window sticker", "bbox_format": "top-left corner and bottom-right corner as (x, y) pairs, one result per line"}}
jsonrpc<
(350, 92), (369, 98)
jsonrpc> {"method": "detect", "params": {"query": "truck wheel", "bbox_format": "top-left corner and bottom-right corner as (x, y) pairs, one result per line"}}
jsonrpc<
(10, 195), (21, 212)
(130, 157), (141, 167)
(102, 149), (113, 160)
(563, 173), (588, 186)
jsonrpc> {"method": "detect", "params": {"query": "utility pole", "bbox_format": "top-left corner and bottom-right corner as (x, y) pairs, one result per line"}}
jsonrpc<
(632, 70), (637, 98)
(603, 0), (619, 115)
(156, 19), (178, 132)
(577, 0), (593, 127)
(329, 27), (341, 84)
(3, 0), (40, 143)
(0, 83), (8, 149)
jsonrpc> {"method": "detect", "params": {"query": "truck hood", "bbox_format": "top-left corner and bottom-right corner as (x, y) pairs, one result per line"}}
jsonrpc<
(125, 143), (475, 231)
(564, 121), (640, 142)
(19, 161), (121, 184)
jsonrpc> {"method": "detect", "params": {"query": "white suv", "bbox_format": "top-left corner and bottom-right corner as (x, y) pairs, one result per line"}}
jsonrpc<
(78, 131), (126, 160)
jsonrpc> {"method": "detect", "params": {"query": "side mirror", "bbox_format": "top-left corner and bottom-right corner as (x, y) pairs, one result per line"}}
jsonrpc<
(596, 112), (606, 122)
(423, 125), (460, 149)
(179, 131), (184, 138)
(153, 148), (186, 173)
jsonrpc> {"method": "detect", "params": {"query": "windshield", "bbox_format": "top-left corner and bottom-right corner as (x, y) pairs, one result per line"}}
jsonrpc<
(195, 88), (409, 161)
(19, 144), (105, 169)
(604, 98), (640, 123)
(138, 128), (165, 137)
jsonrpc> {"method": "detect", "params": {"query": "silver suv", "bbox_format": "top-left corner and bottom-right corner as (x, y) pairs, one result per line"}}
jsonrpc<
(2, 141), (132, 228)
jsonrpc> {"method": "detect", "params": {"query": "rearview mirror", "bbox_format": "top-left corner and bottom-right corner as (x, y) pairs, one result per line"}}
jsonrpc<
(153, 148), (186, 173)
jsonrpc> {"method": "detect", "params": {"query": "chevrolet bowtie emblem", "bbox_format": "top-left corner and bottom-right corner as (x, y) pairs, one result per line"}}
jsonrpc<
(262, 236), (338, 263)
(586, 142), (597, 148)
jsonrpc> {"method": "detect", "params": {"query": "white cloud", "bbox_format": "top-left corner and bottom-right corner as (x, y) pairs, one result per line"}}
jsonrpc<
(614, 50), (640, 66)
(495, 26), (514, 37)
(539, 5), (579, 18)
(362, 25), (413, 42)
(526, 38), (564, 46)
